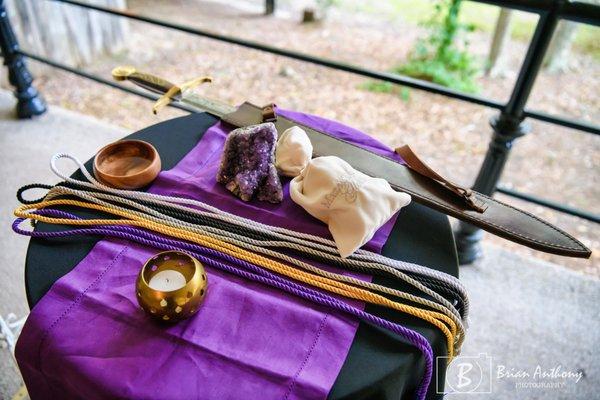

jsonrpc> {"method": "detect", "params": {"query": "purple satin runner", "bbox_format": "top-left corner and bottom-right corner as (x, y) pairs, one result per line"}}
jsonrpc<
(13, 210), (433, 400)
(15, 110), (415, 400)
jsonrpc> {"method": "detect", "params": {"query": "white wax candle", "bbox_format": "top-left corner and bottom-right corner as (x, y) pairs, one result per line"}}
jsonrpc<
(148, 270), (187, 291)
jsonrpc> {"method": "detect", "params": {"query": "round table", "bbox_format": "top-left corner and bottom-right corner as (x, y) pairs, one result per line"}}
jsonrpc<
(24, 112), (459, 399)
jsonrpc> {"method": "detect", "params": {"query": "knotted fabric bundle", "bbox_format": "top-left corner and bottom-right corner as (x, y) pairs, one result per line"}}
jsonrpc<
(278, 127), (412, 257)
(275, 126), (314, 177)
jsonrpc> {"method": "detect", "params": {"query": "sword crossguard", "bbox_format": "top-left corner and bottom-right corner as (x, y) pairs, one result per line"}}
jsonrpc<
(152, 76), (212, 115)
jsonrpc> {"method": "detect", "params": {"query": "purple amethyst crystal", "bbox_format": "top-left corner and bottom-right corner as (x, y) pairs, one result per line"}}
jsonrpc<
(217, 122), (283, 203)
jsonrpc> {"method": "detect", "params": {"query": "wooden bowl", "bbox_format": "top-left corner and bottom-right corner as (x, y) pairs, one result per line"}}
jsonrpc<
(93, 140), (161, 190)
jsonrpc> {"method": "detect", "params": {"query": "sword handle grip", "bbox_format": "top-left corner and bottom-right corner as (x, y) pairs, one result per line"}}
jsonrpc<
(112, 66), (176, 97)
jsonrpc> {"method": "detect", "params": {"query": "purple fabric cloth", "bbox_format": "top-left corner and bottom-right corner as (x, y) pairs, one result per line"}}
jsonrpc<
(16, 110), (406, 400)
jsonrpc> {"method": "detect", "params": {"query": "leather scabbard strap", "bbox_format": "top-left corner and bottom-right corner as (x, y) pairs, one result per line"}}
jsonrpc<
(262, 103), (277, 122)
(394, 145), (487, 213)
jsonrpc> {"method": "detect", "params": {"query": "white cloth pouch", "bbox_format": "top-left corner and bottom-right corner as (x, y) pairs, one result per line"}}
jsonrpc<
(289, 155), (411, 257)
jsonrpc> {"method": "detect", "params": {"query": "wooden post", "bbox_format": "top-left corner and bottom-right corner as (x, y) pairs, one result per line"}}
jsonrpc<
(486, 8), (513, 77)
(5, 0), (129, 67)
(543, 21), (578, 73)
(265, 0), (275, 15)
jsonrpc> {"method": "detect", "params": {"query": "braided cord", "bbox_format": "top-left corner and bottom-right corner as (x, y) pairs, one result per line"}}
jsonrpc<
(49, 153), (469, 315)
(44, 184), (465, 347)
(12, 214), (433, 400)
(39, 181), (468, 322)
(17, 183), (53, 204)
(15, 199), (456, 357)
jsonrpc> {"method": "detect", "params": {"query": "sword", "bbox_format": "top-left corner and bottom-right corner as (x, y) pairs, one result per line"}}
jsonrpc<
(112, 66), (233, 116)
(111, 66), (591, 259)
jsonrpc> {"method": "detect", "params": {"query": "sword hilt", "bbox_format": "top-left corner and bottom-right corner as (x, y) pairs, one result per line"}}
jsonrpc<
(111, 66), (212, 114)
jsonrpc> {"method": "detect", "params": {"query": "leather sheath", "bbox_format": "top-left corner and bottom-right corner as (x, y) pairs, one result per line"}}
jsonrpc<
(223, 102), (591, 259)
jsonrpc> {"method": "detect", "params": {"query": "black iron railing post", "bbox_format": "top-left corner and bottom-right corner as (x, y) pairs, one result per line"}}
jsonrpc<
(455, 5), (562, 264)
(0, 0), (46, 118)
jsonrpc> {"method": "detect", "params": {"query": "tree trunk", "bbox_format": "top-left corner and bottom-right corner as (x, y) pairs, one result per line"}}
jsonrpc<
(5, 0), (129, 67)
(486, 8), (513, 77)
(543, 20), (578, 73)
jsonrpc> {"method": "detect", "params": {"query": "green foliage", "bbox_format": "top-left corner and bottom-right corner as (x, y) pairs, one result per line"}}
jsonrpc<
(573, 25), (600, 61)
(359, 81), (411, 101)
(343, 1), (598, 59)
(316, 0), (339, 11)
(361, 0), (481, 97)
(360, 81), (395, 93)
(398, 0), (480, 93)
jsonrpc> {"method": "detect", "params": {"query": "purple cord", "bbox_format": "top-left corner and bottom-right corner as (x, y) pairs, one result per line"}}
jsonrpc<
(13, 210), (433, 399)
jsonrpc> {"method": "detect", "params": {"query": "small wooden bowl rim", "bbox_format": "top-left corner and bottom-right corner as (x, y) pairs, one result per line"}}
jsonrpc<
(93, 139), (160, 180)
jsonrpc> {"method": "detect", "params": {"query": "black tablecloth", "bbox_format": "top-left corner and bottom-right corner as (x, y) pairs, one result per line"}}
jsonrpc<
(24, 113), (458, 399)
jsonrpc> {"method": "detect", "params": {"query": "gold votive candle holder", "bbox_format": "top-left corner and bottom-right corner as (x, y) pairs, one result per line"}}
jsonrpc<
(136, 251), (207, 322)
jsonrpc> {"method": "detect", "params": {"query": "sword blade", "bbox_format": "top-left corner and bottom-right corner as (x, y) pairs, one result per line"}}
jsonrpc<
(179, 92), (237, 118)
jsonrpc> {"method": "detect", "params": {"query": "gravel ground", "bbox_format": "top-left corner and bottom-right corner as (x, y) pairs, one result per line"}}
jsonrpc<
(6, 0), (598, 274)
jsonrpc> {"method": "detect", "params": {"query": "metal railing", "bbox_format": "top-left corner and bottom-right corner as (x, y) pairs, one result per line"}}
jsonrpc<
(1, 0), (598, 263)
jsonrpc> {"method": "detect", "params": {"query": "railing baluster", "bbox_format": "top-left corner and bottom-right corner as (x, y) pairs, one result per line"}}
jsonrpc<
(455, 5), (562, 264)
(0, 0), (46, 118)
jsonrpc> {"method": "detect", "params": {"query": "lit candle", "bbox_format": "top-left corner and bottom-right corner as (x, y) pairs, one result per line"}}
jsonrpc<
(148, 270), (187, 292)
(138, 251), (207, 322)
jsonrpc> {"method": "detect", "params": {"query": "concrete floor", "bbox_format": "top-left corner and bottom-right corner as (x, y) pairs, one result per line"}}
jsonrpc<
(0, 90), (126, 398)
(0, 90), (598, 399)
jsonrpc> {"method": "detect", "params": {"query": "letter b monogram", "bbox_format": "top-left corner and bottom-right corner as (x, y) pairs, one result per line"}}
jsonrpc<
(456, 363), (474, 389)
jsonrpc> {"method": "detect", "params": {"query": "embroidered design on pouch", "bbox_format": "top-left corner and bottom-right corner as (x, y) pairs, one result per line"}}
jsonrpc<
(321, 175), (360, 208)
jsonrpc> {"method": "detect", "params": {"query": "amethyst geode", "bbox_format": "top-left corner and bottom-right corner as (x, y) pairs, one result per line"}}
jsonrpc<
(216, 122), (283, 203)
